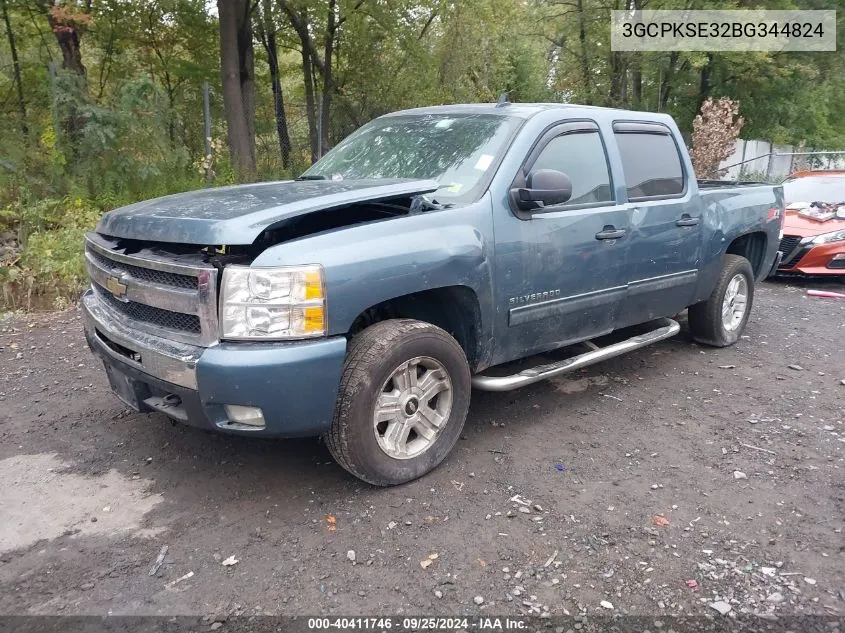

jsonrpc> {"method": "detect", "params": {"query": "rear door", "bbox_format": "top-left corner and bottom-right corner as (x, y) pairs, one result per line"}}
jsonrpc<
(611, 122), (703, 326)
(492, 121), (632, 363)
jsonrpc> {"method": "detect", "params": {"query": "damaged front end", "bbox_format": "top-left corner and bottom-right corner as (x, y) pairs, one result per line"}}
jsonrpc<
(95, 178), (441, 246)
(82, 178), (453, 433)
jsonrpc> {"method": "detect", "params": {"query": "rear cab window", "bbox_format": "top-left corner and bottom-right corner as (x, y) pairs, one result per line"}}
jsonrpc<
(612, 122), (685, 200)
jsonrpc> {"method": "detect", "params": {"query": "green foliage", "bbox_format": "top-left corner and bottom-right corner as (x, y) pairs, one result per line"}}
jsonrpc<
(537, 0), (845, 150)
(2, 0), (845, 309)
(0, 195), (101, 309)
(738, 169), (770, 183)
(19, 226), (89, 293)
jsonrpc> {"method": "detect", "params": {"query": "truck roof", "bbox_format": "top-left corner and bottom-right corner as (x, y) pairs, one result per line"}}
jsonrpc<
(381, 102), (677, 125)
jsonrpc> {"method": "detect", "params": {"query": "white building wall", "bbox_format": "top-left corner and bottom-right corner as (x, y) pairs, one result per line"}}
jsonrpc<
(716, 139), (845, 182)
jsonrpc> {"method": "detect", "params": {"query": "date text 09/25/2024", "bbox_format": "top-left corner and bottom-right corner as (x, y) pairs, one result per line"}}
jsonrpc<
(307, 617), (528, 631)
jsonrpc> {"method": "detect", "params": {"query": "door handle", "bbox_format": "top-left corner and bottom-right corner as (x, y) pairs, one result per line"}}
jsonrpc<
(676, 215), (700, 227)
(595, 227), (626, 240)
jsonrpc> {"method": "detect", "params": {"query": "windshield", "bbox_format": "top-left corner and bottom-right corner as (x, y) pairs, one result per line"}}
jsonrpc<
(301, 113), (520, 201)
(782, 175), (845, 204)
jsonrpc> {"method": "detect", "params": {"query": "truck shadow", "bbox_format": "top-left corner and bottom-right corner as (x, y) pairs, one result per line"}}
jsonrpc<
(11, 311), (697, 538)
(92, 319), (696, 502)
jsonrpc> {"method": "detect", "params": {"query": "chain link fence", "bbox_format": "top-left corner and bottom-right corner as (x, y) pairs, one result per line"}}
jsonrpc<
(719, 139), (845, 182)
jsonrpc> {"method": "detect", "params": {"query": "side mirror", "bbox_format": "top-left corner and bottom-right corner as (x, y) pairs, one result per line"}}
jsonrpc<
(512, 169), (573, 211)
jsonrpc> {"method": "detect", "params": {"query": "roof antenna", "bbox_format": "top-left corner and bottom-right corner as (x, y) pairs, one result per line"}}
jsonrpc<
(496, 92), (510, 107)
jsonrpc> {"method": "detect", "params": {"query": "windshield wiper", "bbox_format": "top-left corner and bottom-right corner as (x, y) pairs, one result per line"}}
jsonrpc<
(294, 174), (329, 181)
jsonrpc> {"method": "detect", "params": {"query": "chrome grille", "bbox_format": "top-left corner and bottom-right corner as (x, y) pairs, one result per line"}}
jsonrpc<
(93, 283), (201, 333)
(84, 232), (219, 346)
(89, 250), (197, 289)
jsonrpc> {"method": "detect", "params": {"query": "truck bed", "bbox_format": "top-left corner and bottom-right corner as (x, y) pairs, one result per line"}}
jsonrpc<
(697, 179), (768, 188)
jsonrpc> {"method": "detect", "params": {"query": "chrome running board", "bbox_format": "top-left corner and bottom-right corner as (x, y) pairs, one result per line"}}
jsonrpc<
(471, 318), (681, 392)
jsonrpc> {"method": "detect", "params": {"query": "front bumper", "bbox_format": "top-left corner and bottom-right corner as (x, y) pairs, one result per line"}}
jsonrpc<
(777, 241), (845, 276)
(766, 250), (784, 278)
(82, 289), (347, 437)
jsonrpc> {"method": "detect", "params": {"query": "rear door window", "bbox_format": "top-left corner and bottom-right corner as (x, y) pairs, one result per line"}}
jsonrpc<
(614, 131), (685, 200)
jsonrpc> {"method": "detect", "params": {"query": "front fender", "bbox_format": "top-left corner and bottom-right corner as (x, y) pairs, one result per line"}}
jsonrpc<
(251, 199), (495, 339)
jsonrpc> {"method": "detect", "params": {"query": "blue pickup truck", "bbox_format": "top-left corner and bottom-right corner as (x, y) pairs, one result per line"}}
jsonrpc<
(82, 102), (784, 485)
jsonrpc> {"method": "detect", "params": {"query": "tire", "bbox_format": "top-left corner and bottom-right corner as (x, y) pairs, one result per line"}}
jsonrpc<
(324, 319), (471, 486)
(688, 254), (755, 347)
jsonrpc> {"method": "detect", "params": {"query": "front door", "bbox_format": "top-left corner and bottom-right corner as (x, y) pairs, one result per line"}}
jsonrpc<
(491, 121), (632, 364)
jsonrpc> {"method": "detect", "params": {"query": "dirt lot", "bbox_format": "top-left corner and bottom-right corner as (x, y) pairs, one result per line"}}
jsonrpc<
(0, 279), (843, 620)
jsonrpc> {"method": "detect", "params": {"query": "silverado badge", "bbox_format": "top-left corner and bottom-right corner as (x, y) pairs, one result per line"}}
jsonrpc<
(508, 289), (561, 307)
(105, 274), (128, 298)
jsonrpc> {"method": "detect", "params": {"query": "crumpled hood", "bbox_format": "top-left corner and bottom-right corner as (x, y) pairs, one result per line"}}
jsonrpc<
(96, 178), (439, 245)
(783, 208), (845, 238)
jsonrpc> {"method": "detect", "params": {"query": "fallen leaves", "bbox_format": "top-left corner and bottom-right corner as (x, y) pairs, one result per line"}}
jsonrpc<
(420, 552), (439, 569)
(326, 514), (336, 532)
(689, 97), (744, 179)
(652, 515), (670, 527)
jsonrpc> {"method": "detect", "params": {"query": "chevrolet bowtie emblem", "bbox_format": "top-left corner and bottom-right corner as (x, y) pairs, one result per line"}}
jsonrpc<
(105, 275), (128, 298)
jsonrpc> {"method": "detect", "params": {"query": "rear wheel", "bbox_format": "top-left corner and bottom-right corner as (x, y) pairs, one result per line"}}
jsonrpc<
(324, 319), (471, 486)
(688, 254), (755, 347)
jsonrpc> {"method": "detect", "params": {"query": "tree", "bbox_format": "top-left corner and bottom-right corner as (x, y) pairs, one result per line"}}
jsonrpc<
(277, 0), (366, 160)
(1, 0), (26, 135)
(40, 1), (90, 80)
(278, 0), (327, 161)
(2, 0), (845, 199)
(689, 97), (744, 179)
(256, 0), (291, 168)
(33, 0), (93, 156)
(218, 0), (256, 176)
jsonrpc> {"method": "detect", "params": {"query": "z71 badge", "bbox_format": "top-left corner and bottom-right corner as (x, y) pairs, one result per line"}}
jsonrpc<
(508, 289), (561, 306)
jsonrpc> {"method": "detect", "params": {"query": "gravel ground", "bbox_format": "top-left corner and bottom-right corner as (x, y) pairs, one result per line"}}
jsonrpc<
(0, 279), (843, 619)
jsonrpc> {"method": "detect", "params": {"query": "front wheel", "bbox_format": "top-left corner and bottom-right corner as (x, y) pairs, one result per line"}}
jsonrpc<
(688, 254), (755, 347)
(324, 319), (471, 486)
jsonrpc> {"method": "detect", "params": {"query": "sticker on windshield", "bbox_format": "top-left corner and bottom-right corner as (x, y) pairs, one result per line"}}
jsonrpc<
(474, 154), (494, 171)
(445, 183), (463, 193)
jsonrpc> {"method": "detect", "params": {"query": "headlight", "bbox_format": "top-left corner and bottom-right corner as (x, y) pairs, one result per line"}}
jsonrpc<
(220, 265), (326, 340)
(811, 229), (845, 245)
